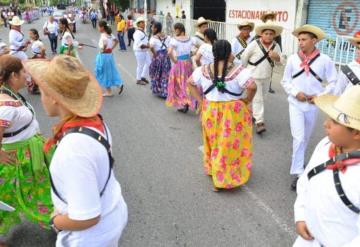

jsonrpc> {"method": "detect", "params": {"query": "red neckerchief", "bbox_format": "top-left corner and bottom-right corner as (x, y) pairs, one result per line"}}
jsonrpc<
(326, 144), (360, 173)
(356, 57), (360, 64)
(44, 115), (105, 152)
(298, 48), (320, 76)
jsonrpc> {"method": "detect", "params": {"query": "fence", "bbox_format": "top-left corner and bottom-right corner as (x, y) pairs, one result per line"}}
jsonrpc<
(144, 15), (357, 68)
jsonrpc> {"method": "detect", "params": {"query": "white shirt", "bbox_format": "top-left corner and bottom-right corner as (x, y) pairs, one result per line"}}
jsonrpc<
(241, 39), (284, 79)
(133, 29), (148, 52)
(334, 60), (360, 95)
(43, 21), (59, 35)
(192, 65), (254, 101)
(197, 43), (214, 65)
(281, 53), (337, 111)
(31, 40), (44, 55)
(193, 32), (205, 48)
(98, 33), (116, 50)
(294, 137), (360, 247)
(231, 35), (253, 65)
(149, 35), (170, 52)
(0, 99), (39, 143)
(50, 127), (128, 247)
(169, 37), (194, 57)
(9, 29), (25, 51)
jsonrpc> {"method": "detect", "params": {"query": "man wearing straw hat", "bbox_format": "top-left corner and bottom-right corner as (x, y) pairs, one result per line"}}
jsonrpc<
(133, 16), (151, 85)
(335, 30), (360, 95)
(241, 21), (284, 134)
(260, 11), (282, 50)
(280, 25), (337, 190)
(293, 85), (360, 247)
(231, 20), (254, 65)
(8, 16), (29, 61)
(193, 17), (209, 50)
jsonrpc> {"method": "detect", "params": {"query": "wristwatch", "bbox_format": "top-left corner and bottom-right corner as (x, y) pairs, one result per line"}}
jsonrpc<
(49, 215), (62, 233)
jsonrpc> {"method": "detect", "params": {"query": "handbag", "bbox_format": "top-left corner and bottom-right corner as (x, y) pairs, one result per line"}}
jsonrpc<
(43, 22), (49, 35)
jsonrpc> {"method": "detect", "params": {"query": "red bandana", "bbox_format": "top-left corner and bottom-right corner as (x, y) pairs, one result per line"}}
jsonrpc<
(298, 49), (320, 76)
(356, 57), (360, 64)
(326, 144), (360, 173)
(44, 115), (105, 152)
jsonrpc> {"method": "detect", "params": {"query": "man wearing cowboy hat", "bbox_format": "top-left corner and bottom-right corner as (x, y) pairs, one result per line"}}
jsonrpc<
(193, 17), (209, 50)
(260, 11), (282, 50)
(133, 16), (151, 85)
(335, 31), (360, 95)
(293, 85), (360, 247)
(280, 24), (338, 190)
(8, 16), (29, 61)
(231, 20), (254, 65)
(241, 21), (284, 134)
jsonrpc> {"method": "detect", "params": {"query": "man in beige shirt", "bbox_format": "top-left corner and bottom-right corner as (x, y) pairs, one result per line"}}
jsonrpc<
(242, 21), (284, 134)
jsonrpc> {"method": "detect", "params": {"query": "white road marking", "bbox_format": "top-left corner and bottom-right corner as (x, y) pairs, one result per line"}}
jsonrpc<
(198, 146), (297, 238)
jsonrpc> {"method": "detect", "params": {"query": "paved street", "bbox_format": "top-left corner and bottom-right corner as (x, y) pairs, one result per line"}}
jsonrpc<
(0, 17), (329, 247)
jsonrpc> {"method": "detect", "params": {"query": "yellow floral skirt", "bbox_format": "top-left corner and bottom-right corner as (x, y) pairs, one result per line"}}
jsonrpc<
(201, 99), (253, 189)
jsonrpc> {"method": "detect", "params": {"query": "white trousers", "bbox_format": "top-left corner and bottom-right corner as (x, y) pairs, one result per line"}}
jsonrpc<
(253, 78), (269, 124)
(134, 51), (151, 81)
(293, 236), (322, 247)
(289, 103), (318, 175)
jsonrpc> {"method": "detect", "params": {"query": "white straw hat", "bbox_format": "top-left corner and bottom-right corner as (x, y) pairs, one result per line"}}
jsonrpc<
(9, 16), (24, 26)
(292, 24), (326, 41)
(255, 21), (283, 37)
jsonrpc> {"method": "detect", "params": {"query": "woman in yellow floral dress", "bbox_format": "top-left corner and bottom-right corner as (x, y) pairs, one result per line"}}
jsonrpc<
(188, 40), (257, 191)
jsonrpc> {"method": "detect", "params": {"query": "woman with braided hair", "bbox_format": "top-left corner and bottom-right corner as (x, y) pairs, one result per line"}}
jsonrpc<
(188, 40), (257, 191)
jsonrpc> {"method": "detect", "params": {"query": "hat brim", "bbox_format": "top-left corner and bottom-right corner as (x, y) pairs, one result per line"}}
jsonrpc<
(292, 26), (326, 41)
(255, 24), (283, 37)
(315, 94), (360, 131)
(238, 23), (254, 31)
(197, 20), (209, 27)
(349, 37), (360, 45)
(9, 20), (24, 26)
(24, 59), (103, 118)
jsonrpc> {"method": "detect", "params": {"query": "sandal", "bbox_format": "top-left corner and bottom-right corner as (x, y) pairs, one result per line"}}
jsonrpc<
(177, 104), (189, 113)
(136, 80), (146, 85)
(141, 77), (150, 84)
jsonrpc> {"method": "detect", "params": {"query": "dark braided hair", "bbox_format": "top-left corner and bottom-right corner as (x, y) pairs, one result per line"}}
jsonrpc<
(98, 20), (112, 35)
(173, 22), (185, 35)
(29, 28), (40, 41)
(59, 18), (75, 39)
(152, 21), (162, 35)
(212, 40), (232, 91)
(204, 28), (217, 45)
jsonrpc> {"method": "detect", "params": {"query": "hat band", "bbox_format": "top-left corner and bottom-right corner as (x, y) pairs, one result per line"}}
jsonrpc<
(332, 104), (360, 125)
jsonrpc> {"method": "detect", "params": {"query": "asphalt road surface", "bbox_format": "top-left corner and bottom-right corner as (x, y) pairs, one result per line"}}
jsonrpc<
(0, 17), (329, 247)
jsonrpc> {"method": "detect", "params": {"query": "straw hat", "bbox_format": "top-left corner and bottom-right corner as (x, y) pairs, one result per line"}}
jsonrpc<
(135, 16), (145, 26)
(349, 30), (360, 45)
(24, 55), (103, 118)
(292, 24), (326, 41)
(260, 12), (277, 23)
(197, 17), (209, 27)
(255, 21), (283, 37)
(9, 16), (24, 26)
(237, 21), (254, 31)
(315, 85), (360, 131)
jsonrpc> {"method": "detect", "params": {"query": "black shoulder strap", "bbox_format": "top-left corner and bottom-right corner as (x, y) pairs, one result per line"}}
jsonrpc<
(0, 89), (34, 138)
(307, 150), (360, 214)
(160, 37), (167, 50)
(235, 37), (248, 60)
(248, 40), (276, 67)
(292, 53), (322, 82)
(195, 34), (204, 42)
(50, 126), (114, 204)
(203, 65), (244, 97)
(341, 65), (360, 86)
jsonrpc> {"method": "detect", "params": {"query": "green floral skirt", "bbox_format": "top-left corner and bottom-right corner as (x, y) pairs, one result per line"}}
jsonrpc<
(0, 135), (53, 235)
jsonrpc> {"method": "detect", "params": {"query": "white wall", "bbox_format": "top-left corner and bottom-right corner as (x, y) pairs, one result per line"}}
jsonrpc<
(156, 0), (191, 18)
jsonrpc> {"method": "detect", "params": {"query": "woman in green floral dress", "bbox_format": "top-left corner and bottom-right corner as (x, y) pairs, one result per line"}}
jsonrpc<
(0, 55), (53, 246)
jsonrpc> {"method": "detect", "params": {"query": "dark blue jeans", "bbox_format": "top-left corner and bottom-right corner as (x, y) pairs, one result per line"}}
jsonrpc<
(117, 32), (126, 50)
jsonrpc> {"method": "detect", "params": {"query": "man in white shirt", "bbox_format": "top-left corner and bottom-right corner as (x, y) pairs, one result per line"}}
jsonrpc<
(334, 31), (360, 95)
(133, 17), (151, 85)
(294, 86), (360, 247)
(242, 21), (284, 134)
(231, 21), (254, 65)
(8, 16), (29, 61)
(281, 25), (337, 190)
(193, 17), (208, 50)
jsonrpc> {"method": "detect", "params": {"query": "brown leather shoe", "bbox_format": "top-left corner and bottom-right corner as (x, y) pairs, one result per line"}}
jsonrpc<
(256, 123), (266, 134)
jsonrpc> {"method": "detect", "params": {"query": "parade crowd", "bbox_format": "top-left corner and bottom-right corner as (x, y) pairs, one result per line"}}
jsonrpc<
(0, 6), (360, 247)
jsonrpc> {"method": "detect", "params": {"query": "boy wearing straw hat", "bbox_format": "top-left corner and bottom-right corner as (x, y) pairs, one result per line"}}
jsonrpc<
(241, 21), (284, 134)
(193, 17), (209, 50)
(335, 31), (360, 95)
(293, 85), (360, 247)
(260, 11), (282, 50)
(231, 21), (254, 65)
(281, 25), (337, 190)
(133, 16), (151, 85)
(8, 16), (29, 61)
